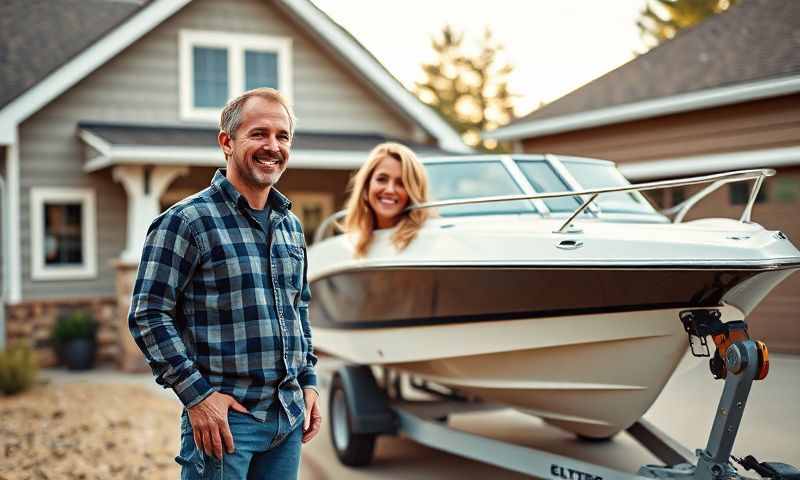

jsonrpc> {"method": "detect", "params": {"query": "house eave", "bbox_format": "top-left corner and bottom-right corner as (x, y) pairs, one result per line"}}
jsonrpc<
(82, 144), (370, 173)
(486, 74), (800, 141)
(619, 146), (800, 181)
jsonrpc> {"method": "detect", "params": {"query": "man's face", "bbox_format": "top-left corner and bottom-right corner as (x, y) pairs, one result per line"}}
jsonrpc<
(220, 96), (292, 190)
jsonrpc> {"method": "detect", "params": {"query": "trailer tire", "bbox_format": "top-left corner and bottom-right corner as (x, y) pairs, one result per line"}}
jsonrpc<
(329, 372), (377, 466)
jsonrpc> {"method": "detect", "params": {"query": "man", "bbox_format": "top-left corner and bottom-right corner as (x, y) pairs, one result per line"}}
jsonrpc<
(129, 88), (320, 479)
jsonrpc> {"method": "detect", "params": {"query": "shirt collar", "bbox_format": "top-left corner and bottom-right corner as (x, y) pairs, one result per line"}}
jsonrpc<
(212, 169), (292, 213)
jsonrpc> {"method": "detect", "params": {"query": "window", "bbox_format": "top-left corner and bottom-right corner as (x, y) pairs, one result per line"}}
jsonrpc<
(645, 190), (666, 209)
(180, 30), (292, 121)
(193, 47), (228, 108)
(289, 192), (334, 244)
(729, 182), (767, 205)
(30, 188), (97, 280)
(514, 160), (582, 212)
(426, 161), (536, 217)
(672, 187), (686, 206)
(562, 160), (656, 214)
(774, 178), (800, 203)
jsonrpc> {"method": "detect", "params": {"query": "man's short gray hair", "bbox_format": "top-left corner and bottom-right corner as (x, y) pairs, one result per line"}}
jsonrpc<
(219, 88), (296, 139)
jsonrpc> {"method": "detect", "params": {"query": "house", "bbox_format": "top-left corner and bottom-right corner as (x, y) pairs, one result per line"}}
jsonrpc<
(485, 0), (800, 353)
(0, 0), (468, 369)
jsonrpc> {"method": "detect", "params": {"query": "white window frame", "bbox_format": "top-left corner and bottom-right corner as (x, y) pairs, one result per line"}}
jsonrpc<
(30, 187), (97, 281)
(179, 30), (293, 122)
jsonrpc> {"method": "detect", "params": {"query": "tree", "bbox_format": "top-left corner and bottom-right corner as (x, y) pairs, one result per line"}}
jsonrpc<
(414, 25), (515, 152)
(638, 0), (740, 50)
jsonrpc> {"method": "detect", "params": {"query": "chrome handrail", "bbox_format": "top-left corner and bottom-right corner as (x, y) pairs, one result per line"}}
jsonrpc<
(314, 210), (347, 245)
(313, 168), (774, 242)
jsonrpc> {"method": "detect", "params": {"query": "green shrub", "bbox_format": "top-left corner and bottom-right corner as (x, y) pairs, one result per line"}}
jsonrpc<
(0, 344), (39, 395)
(51, 310), (98, 345)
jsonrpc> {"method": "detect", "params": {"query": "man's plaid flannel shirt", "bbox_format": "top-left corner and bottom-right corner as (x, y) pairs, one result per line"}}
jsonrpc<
(128, 169), (317, 425)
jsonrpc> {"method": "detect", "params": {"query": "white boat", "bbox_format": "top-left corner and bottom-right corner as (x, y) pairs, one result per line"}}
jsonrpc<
(307, 154), (800, 439)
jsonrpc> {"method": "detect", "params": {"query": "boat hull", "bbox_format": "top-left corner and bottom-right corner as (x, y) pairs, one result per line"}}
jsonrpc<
(310, 265), (797, 437)
(314, 306), (734, 438)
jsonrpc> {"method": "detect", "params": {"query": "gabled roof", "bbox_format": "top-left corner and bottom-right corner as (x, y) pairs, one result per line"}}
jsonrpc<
(488, 0), (800, 141)
(0, 0), (149, 110)
(0, 0), (468, 151)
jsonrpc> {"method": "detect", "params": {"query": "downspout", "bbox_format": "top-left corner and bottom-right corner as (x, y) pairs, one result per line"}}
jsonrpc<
(0, 173), (6, 350)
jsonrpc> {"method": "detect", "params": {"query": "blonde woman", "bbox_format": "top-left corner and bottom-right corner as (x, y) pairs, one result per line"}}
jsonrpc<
(342, 142), (431, 257)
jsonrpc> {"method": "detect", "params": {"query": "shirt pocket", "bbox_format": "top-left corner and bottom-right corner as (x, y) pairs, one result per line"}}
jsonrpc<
(274, 243), (304, 293)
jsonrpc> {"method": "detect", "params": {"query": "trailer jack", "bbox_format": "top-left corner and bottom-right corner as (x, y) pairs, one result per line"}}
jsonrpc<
(639, 310), (798, 479)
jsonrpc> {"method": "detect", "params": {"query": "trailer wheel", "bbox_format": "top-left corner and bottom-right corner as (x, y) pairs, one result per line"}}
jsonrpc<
(329, 372), (377, 466)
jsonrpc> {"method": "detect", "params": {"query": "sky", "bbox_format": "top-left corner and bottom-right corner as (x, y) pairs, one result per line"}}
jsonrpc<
(312, 0), (649, 117)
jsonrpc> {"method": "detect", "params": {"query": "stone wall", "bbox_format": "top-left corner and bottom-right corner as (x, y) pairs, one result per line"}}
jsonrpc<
(3, 261), (153, 372)
(5, 297), (118, 367)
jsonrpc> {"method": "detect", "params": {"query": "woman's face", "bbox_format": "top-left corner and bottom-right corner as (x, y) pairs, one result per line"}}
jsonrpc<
(367, 156), (409, 229)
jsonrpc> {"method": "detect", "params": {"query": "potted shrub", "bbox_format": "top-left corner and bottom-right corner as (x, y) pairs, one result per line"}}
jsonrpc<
(51, 311), (98, 370)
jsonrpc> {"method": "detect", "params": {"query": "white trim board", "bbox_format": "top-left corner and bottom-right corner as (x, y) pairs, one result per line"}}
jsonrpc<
(29, 187), (98, 281)
(4, 140), (20, 303)
(619, 146), (800, 181)
(0, 0), (467, 153)
(486, 75), (800, 141)
(82, 142), (367, 171)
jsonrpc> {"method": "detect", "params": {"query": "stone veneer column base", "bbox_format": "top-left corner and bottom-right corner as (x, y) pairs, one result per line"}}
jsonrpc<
(114, 259), (150, 373)
(5, 298), (117, 368)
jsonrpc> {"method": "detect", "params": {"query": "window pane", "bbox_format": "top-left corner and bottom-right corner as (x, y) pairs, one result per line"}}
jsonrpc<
(245, 51), (279, 90)
(44, 203), (83, 266)
(515, 160), (582, 212)
(426, 161), (535, 216)
(564, 161), (656, 214)
(301, 203), (323, 244)
(729, 182), (767, 205)
(193, 47), (228, 108)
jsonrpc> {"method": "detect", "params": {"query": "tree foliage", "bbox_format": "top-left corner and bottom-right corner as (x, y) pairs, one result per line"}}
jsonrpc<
(638, 0), (739, 49)
(414, 25), (515, 152)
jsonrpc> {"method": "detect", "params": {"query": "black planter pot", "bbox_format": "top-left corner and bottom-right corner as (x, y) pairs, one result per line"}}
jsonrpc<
(60, 339), (97, 370)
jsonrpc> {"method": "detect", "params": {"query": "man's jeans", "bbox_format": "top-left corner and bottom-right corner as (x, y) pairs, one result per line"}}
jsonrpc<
(176, 407), (302, 480)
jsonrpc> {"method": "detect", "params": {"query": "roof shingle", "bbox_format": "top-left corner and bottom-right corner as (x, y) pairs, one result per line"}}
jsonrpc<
(513, 0), (800, 124)
(0, 0), (148, 109)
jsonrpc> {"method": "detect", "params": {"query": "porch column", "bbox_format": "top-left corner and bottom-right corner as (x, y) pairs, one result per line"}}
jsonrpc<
(112, 164), (188, 371)
(112, 165), (189, 263)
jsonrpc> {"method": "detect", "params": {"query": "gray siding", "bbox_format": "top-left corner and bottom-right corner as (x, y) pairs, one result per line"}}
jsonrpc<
(18, 0), (417, 299)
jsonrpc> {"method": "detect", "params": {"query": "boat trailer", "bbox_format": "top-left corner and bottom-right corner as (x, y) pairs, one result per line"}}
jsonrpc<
(327, 310), (800, 479)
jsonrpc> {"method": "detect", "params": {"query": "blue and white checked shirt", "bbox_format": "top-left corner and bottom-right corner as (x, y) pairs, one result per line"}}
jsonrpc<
(129, 169), (317, 426)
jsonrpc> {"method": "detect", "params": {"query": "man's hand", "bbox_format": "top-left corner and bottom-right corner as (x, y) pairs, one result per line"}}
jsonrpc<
(302, 388), (322, 444)
(187, 392), (249, 460)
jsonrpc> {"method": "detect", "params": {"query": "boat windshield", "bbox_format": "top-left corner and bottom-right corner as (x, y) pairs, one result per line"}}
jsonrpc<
(513, 160), (582, 212)
(425, 161), (536, 217)
(559, 159), (657, 214)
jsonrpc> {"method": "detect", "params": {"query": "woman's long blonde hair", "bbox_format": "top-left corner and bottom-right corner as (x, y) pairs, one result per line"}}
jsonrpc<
(342, 142), (430, 257)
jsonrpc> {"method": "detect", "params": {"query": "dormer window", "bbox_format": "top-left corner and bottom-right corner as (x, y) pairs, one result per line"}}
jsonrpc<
(179, 30), (292, 121)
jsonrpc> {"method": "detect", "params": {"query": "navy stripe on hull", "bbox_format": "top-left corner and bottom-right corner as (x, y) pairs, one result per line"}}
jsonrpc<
(309, 266), (788, 330)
